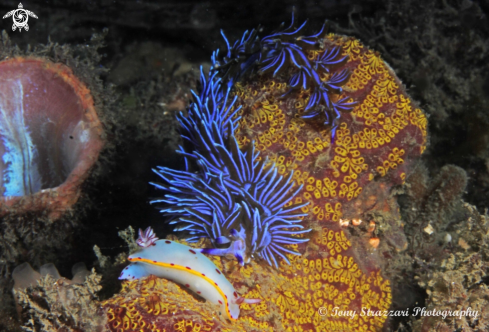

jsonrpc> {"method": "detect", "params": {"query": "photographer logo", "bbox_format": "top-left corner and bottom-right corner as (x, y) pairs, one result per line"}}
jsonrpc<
(3, 3), (38, 32)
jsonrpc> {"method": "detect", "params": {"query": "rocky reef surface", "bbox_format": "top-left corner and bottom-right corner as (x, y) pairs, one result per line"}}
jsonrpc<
(1, 1), (489, 331)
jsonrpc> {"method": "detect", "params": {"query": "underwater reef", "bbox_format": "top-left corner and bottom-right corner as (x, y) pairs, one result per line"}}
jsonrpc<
(0, 30), (117, 331)
(0, 19), (195, 332)
(0, 29), (114, 285)
(102, 14), (426, 332)
(15, 273), (104, 332)
(5, 1), (489, 332)
(395, 164), (489, 331)
(12, 262), (105, 332)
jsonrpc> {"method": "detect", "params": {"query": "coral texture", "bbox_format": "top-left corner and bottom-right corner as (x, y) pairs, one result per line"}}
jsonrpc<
(104, 228), (391, 331)
(333, 0), (489, 214)
(149, 17), (427, 272)
(101, 11), (429, 331)
(233, 33), (427, 225)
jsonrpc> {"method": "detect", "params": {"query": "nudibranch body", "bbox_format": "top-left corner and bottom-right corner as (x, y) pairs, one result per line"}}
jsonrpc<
(119, 228), (259, 320)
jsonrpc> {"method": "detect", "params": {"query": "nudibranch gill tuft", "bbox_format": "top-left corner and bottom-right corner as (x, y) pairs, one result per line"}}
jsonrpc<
(120, 227), (260, 320)
(136, 226), (159, 247)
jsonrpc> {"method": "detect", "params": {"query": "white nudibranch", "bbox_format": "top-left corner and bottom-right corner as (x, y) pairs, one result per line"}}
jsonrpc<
(119, 227), (260, 320)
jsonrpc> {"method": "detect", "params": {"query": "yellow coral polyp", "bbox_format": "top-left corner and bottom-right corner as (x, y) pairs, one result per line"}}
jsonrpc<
(103, 33), (429, 332)
(232, 34), (424, 223)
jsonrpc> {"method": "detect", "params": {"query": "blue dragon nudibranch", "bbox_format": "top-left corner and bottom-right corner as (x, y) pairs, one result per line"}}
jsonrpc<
(119, 227), (260, 320)
(150, 13), (356, 268)
(212, 13), (356, 137)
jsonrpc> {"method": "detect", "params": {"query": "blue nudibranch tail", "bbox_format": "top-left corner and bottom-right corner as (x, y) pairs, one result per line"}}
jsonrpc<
(150, 13), (355, 267)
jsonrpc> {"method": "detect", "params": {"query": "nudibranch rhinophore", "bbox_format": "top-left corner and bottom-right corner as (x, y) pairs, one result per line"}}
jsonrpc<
(119, 227), (260, 320)
(0, 57), (104, 220)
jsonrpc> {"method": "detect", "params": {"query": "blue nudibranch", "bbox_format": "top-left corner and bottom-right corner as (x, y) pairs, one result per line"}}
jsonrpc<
(150, 13), (354, 267)
(120, 227), (260, 320)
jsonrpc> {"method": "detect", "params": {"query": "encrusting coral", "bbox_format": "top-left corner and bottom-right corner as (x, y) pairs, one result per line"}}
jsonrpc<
(104, 228), (391, 331)
(101, 13), (427, 332)
(148, 14), (427, 268)
(232, 32), (427, 228)
(333, 0), (489, 214)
